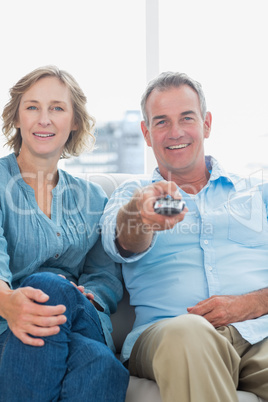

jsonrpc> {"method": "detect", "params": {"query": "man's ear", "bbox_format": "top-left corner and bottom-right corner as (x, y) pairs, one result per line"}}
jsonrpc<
(141, 121), (152, 147)
(204, 112), (212, 139)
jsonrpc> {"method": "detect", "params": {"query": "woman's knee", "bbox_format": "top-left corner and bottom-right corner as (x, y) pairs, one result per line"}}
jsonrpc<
(21, 272), (76, 306)
(21, 272), (65, 289)
(25, 271), (78, 292)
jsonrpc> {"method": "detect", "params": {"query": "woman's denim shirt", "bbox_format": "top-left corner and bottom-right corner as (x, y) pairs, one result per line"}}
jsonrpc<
(0, 153), (123, 351)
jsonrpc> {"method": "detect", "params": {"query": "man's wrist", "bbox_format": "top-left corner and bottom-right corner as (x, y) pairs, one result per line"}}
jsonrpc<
(115, 236), (134, 257)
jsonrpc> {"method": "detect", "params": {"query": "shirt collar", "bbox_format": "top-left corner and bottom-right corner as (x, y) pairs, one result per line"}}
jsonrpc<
(10, 152), (64, 194)
(152, 155), (239, 189)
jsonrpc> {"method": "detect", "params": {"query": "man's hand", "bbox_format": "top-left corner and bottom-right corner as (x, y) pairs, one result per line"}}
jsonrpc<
(187, 291), (267, 327)
(1, 286), (66, 347)
(134, 180), (187, 231)
(116, 181), (188, 253)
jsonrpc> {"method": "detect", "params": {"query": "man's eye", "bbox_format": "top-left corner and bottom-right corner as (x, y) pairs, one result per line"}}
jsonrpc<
(156, 120), (165, 125)
(184, 116), (193, 121)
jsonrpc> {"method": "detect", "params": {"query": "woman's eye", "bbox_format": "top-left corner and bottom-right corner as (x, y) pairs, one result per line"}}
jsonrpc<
(53, 106), (64, 111)
(27, 106), (37, 110)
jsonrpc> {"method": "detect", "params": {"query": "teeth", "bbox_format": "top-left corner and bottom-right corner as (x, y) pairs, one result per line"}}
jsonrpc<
(34, 133), (54, 138)
(168, 144), (188, 149)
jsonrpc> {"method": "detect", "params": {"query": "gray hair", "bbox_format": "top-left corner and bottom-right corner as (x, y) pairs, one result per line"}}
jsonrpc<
(141, 71), (207, 126)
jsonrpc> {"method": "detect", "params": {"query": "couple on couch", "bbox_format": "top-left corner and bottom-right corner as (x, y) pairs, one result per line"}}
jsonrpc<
(0, 66), (267, 402)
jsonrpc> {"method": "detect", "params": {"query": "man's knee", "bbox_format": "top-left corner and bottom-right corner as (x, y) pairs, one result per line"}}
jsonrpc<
(157, 314), (213, 346)
(151, 315), (219, 376)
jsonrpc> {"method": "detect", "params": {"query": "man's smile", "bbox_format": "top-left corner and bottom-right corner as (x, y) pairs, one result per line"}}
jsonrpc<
(166, 144), (190, 150)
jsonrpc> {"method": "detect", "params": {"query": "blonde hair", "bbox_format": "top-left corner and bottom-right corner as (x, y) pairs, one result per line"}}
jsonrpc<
(2, 65), (96, 158)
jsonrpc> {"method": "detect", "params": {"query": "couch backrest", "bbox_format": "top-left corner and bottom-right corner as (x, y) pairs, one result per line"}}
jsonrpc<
(83, 172), (138, 352)
(76, 172), (135, 197)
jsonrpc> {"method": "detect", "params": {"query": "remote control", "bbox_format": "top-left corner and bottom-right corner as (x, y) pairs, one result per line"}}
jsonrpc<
(154, 196), (186, 216)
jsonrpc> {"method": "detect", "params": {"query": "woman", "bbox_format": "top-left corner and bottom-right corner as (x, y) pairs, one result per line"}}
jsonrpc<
(0, 66), (129, 401)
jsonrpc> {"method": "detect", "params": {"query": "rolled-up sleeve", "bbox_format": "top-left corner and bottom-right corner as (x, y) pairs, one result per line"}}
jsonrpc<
(100, 179), (158, 263)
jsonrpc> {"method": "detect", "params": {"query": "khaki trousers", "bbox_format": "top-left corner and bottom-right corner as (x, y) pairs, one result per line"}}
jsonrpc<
(128, 314), (268, 402)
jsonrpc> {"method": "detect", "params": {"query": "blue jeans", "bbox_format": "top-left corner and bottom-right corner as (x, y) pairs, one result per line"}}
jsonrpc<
(0, 273), (129, 401)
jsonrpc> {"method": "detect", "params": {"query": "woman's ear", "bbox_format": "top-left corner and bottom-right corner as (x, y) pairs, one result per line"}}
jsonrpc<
(72, 122), (78, 131)
(14, 118), (20, 129)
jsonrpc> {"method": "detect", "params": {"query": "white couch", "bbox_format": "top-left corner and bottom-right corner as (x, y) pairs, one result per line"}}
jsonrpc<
(85, 172), (268, 402)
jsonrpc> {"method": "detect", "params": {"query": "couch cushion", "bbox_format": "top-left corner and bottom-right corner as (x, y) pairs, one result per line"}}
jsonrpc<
(126, 377), (162, 402)
(126, 377), (267, 402)
(111, 288), (135, 353)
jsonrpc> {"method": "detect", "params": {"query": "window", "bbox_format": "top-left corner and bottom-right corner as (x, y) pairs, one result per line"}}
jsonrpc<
(1, 0), (268, 178)
(0, 0), (146, 173)
(157, 0), (268, 177)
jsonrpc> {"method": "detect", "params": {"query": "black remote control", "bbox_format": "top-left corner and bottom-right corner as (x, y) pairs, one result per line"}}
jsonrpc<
(154, 196), (186, 216)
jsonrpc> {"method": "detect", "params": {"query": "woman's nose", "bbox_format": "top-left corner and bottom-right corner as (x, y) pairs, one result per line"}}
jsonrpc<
(39, 110), (51, 127)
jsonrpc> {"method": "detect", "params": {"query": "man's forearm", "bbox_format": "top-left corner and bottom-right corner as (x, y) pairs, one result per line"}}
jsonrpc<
(249, 287), (268, 317)
(116, 200), (154, 254)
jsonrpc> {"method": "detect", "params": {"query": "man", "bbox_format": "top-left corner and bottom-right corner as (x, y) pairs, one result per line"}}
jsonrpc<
(100, 72), (268, 402)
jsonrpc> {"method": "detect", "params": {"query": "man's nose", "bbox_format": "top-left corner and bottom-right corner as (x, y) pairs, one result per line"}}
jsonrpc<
(169, 123), (184, 138)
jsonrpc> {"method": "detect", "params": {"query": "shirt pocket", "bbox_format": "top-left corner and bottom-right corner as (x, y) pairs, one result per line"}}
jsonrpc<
(225, 191), (268, 246)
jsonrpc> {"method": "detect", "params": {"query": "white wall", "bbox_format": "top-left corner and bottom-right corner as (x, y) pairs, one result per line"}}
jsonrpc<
(1, 0), (268, 179)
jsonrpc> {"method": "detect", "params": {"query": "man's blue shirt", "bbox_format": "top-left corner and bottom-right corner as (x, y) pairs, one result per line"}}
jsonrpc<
(100, 156), (268, 362)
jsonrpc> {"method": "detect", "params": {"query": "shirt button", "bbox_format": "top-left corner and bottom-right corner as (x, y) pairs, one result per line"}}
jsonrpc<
(208, 266), (213, 271)
(55, 254), (59, 259)
(56, 232), (61, 237)
(204, 240), (209, 245)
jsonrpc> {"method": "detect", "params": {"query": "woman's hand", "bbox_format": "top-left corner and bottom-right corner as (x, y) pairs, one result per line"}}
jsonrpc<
(0, 286), (66, 347)
(58, 275), (95, 302)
